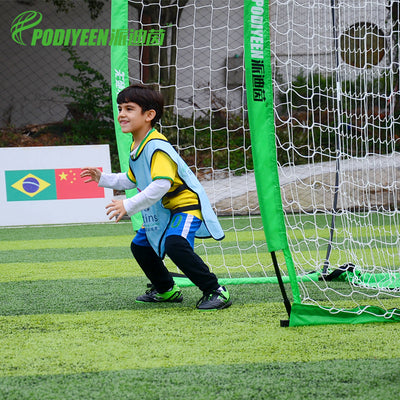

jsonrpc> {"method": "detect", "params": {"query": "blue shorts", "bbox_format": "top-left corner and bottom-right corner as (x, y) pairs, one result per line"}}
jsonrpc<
(132, 212), (201, 249)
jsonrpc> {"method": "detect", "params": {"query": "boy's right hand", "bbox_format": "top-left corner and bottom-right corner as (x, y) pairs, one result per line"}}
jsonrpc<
(80, 167), (102, 183)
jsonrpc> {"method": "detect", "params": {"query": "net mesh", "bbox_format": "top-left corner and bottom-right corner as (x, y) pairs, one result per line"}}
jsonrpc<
(271, 0), (400, 311)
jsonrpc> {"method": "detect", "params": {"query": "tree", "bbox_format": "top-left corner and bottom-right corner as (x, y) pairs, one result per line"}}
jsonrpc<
(47, 0), (189, 109)
(45, 0), (107, 20)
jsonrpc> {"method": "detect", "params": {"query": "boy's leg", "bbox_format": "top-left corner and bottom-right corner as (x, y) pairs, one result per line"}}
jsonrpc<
(164, 213), (219, 292)
(164, 234), (219, 293)
(131, 228), (175, 293)
(164, 213), (231, 310)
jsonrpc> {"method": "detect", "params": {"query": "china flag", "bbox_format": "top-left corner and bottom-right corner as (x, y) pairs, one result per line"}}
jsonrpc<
(55, 168), (105, 199)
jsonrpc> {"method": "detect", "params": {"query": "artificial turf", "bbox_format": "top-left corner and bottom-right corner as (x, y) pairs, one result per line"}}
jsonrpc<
(1, 221), (400, 399)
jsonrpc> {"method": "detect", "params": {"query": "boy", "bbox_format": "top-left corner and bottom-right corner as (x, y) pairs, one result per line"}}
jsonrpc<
(81, 84), (231, 310)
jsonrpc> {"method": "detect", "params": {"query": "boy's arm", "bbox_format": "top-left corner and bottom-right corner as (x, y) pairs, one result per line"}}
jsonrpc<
(98, 172), (136, 190)
(123, 178), (171, 216)
(106, 179), (171, 222)
(80, 167), (136, 190)
(105, 150), (175, 222)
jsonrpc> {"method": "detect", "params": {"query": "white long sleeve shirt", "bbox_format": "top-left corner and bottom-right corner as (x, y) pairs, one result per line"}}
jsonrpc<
(98, 172), (171, 217)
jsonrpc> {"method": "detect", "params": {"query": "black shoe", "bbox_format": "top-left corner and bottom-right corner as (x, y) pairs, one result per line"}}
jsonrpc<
(136, 284), (183, 303)
(196, 286), (232, 310)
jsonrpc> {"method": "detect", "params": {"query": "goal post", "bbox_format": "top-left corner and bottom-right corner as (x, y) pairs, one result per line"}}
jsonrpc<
(110, 0), (142, 231)
(243, 0), (300, 311)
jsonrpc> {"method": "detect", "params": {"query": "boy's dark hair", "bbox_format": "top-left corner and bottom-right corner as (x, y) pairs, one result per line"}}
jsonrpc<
(117, 84), (164, 127)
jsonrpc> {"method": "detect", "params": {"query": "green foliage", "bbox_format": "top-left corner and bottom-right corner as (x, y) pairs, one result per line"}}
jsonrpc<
(53, 47), (113, 126)
(45, 0), (107, 20)
(52, 47), (119, 171)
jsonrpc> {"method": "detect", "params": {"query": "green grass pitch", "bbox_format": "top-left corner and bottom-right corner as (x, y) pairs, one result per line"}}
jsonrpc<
(1, 220), (400, 399)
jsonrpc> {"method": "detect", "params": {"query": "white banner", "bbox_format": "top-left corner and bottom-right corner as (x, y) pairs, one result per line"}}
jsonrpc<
(0, 145), (113, 226)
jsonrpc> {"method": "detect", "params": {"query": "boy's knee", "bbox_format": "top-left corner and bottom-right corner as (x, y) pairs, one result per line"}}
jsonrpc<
(165, 235), (190, 256)
(131, 242), (153, 258)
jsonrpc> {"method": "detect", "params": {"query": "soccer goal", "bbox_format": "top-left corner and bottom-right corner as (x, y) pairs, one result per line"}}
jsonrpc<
(110, 0), (279, 286)
(110, 0), (400, 326)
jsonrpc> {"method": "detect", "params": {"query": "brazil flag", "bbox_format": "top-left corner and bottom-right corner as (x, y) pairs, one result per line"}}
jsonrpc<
(6, 170), (57, 201)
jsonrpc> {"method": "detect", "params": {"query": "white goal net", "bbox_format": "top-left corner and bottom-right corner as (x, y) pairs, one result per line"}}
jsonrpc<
(270, 0), (400, 320)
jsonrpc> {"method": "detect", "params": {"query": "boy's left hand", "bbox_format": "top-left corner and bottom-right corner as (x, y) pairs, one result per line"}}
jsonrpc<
(106, 199), (127, 223)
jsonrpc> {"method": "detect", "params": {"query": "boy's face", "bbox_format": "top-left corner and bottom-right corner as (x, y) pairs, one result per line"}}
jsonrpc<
(117, 102), (154, 134)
